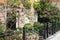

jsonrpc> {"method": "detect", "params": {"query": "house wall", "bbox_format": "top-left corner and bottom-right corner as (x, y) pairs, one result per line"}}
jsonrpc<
(0, 0), (35, 28)
(0, 0), (60, 28)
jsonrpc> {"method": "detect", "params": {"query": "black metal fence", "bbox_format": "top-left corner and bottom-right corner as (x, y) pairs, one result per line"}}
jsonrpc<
(22, 22), (60, 40)
(0, 22), (58, 40)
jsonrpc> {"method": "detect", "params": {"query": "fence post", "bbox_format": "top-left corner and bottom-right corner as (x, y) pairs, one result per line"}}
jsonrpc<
(23, 27), (26, 40)
(43, 22), (49, 38)
(52, 22), (54, 35)
(43, 23), (46, 39)
(46, 22), (49, 38)
(54, 19), (56, 33)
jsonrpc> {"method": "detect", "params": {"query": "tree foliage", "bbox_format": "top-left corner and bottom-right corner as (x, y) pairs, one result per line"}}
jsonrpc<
(34, 0), (60, 22)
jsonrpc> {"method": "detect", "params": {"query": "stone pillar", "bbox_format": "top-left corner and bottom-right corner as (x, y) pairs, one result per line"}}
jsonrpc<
(19, 12), (25, 28)
(4, 8), (7, 31)
(30, 0), (34, 26)
(16, 12), (19, 28)
(0, 8), (6, 32)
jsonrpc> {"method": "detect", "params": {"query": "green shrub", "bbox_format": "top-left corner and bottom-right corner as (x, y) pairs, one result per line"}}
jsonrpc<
(16, 28), (23, 34)
(0, 24), (5, 33)
(33, 22), (44, 33)
(24, 23), (32, 28)
(24, 23), (33, 33)
(34, 22), (44, 29)
(34, 22), (40, 27)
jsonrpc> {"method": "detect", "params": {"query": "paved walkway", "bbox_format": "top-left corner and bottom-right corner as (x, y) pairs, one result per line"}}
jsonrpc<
(46, 30), (60, 40)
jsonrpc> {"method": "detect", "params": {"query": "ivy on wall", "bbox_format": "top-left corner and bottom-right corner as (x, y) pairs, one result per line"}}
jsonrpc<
(8, 0), (21, 7)
(22, 0), (31, 8)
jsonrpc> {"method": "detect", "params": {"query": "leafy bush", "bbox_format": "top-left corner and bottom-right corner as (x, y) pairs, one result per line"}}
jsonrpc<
(34, 22), (41, 27)
(0, 24), (5, 33)
(24, 23), (33, 33)
(33, 22), (44, 33)
(16, 28), (23, 34)
(34, 22), (44, 29)
(24, 23), (32, 28)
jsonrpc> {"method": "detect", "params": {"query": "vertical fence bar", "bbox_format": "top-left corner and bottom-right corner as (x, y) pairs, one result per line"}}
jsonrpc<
(39, 29), (42, 40)
(43, 23), (46, 39)
(46, 22), (49, 38)
(54, 19), (56, 33)
(52, 21), (56, 35)
(52, 22), (54, 35)
(23, 27), (26, 40)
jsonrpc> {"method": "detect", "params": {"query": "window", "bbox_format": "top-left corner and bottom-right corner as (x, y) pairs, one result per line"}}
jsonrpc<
(34, 13), (38, 22)
(7, 12), (16, 30)
(24, 14), (29, 24)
